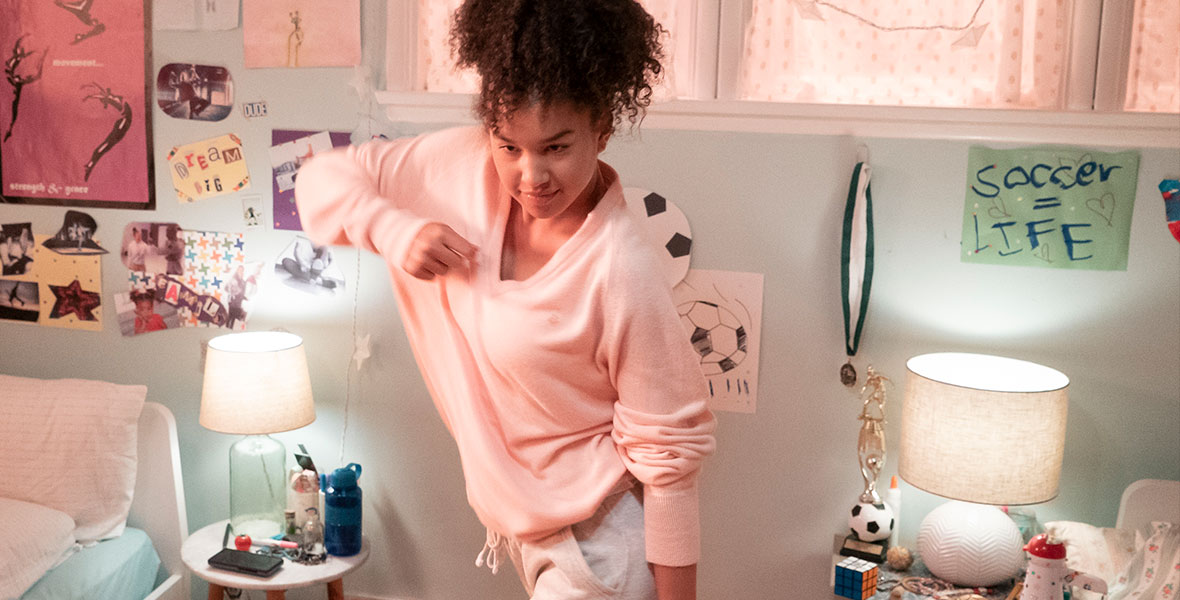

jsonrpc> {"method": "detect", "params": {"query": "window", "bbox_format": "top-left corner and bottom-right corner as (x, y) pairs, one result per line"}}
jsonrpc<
(380, 0), (1178, 145)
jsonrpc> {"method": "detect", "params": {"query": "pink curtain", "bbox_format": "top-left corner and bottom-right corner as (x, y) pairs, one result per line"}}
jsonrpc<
(738, 0), (1070, 108)
(417, 0), (477, 93)
(1124, 0), (1180, 112)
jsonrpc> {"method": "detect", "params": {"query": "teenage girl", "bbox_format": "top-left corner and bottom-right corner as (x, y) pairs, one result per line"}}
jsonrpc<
(295, 2), (715, 598)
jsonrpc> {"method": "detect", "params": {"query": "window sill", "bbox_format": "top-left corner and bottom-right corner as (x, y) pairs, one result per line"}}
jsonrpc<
(374, 91), (1180, 149)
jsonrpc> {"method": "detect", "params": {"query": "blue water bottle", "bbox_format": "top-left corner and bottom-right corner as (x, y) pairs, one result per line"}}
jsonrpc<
(320, 463), (362, 556)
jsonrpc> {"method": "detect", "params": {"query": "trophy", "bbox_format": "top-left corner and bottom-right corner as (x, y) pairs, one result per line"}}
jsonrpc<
(841, 367), (895, 562)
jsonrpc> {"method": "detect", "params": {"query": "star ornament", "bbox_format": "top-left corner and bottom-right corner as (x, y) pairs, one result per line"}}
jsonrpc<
(352, 333), (372, 371)
(49, 278), (101, 321)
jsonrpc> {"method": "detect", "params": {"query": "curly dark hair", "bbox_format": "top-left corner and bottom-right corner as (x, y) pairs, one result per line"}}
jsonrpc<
(449, 0), (664, 131)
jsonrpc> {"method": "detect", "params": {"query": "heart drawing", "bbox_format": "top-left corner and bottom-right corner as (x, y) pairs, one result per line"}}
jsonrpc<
(987, 197), (1010, 219)
(1086, 193), (1116, 226)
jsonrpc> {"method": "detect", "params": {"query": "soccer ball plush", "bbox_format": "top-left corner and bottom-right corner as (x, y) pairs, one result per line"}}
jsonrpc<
(678, 300), (748, 375)
(623, 188), (693, 287)
(849, 501), (894, 543)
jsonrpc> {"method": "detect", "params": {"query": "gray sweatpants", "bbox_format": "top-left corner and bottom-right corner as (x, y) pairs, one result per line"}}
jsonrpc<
(503, 478), (656, 599)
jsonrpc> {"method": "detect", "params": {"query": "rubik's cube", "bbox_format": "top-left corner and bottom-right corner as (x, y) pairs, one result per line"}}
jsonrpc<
(834, 556), (878, 599)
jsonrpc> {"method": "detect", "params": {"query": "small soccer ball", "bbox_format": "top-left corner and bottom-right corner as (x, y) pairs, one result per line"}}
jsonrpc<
(678, 300), (748, 375)
(849, 501), (894, 542)
(623, 188), (693, 287)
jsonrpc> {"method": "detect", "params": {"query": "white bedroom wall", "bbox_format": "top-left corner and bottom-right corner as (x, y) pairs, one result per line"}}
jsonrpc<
(0, 1), (1177, 599)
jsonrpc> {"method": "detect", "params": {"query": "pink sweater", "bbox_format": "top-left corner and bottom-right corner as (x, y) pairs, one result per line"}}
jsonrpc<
(295, 126), (716, 567)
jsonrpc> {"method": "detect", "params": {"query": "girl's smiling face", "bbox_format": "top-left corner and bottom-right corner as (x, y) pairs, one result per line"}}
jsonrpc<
(489, 102), (611, 224)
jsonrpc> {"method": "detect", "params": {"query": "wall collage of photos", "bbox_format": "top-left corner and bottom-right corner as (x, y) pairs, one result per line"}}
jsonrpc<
(1, 0), (359, 337)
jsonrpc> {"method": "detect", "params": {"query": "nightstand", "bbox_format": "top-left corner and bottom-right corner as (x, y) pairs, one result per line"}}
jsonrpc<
(182, 520), (370, 600)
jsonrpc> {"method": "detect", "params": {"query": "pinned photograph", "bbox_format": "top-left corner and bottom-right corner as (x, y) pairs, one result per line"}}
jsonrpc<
(156, 63), (234, 121)
(224, 262), (263, 330)
(269, 130), (331, 192)
(1, 223), (35, 276)
(41, 210), (110, 255)
(274, 236), (344, 294)
(0, 280), (39, 323)
(272, 129), (351, 231)
(120, 222), (185, 274)
(242, 195), (264, 229)
(115, 288), (180, 336)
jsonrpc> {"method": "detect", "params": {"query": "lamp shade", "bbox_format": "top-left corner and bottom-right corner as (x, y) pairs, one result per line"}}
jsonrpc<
(899, 352), (1068, 506)
(200, 331), (315, 434)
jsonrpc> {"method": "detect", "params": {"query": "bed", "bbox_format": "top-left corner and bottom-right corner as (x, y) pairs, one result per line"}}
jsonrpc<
(1047, 478), (1180, 599)
(0, 375), (189, 600)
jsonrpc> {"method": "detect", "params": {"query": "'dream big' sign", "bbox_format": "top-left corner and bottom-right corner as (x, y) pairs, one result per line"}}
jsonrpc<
(962, 146), (1140, 271)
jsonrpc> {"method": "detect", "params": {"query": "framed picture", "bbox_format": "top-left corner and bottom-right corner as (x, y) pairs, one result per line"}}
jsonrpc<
(0, 0), (154, 210)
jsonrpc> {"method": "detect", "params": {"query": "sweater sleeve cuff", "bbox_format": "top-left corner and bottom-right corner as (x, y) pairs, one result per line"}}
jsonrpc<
(643, 480), (701, 567)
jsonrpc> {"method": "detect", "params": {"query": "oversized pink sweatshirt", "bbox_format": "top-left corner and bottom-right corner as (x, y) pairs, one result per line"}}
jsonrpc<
(295, 126), (716, 567)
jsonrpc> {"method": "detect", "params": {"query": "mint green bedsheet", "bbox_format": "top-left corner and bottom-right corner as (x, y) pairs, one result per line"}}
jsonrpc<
(21, 527), (162, 600)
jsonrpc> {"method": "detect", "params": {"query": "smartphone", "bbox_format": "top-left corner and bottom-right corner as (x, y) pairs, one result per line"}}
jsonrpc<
(208, 548), (283, 577)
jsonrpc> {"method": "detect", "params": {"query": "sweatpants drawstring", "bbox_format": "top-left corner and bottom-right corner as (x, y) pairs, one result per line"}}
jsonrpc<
(475, 528), (505, 575)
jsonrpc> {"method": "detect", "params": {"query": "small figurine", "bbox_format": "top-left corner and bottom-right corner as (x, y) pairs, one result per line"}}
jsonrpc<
(301, 506), (326, 559)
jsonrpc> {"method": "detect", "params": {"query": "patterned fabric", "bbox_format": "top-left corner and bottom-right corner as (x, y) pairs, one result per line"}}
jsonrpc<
(1125, 0), (1180, 112)
(740, 0), (1068, 108)
(1111, 522), (1180, 600)
(416, 0), (476, 93)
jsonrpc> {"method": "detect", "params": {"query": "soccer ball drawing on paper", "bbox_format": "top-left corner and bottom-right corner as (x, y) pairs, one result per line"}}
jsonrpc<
(849, 501), (894, 543)
(672, 270), (763, 414)
(678, 300), (748, 376)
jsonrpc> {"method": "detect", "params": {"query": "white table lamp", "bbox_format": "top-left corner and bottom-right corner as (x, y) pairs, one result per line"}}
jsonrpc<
(201, 331), (315, 539)
(899, 352), (1068, 587)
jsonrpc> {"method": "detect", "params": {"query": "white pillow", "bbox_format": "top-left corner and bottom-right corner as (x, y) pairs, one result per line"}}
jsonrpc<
(0, 375), (146, 543)
(0, 497), (77, 600)
(1045, 520), (1139, 586)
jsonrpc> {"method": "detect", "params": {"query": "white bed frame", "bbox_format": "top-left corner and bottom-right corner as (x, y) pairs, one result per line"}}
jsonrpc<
(126, 402), (189, 600)
(1116, 478), (1180, 532)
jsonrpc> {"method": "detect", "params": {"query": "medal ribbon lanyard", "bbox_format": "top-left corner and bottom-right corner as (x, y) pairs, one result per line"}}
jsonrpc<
(841, 161), (875, 377)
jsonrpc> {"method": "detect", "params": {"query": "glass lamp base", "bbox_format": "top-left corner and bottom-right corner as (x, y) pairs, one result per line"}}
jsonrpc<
(234, 517), (283, 540)
(229, 434), (287, 539)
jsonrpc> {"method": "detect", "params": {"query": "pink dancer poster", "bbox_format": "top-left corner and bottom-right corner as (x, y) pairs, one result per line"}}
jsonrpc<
(0, 0), (154, 209)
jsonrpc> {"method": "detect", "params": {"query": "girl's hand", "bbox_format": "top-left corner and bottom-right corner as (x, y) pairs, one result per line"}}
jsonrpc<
(402, 222), (478, 280)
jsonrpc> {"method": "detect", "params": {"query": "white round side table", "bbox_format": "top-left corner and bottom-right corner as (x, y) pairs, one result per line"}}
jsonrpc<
(181, 520), (369, 600)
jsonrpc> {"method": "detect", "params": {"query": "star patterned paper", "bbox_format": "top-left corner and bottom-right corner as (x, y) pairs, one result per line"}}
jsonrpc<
(129, 230), (245, 329)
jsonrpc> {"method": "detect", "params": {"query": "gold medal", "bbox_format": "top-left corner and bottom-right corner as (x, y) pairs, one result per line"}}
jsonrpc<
(840, 360), (857, 387)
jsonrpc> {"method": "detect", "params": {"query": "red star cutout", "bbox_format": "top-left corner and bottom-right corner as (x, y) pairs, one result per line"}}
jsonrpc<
(49, 279), (101, 321)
